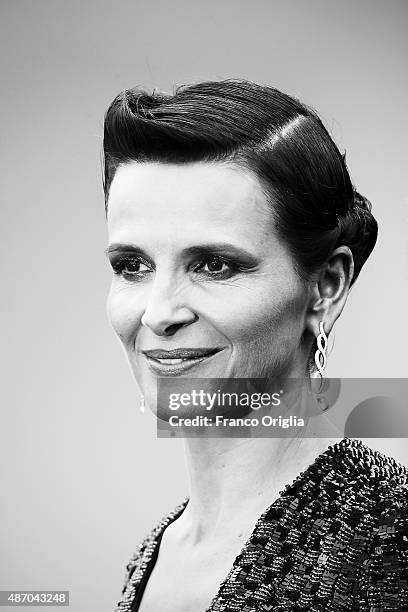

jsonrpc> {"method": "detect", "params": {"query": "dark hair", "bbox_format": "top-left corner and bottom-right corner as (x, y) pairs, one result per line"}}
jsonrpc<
(103, 79), (378, 368)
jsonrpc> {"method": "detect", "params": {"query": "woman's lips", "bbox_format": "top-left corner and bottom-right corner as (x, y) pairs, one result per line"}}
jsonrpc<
(142, 347), (224, 376)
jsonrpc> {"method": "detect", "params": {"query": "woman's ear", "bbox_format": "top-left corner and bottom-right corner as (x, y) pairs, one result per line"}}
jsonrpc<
(305, 246), (355, 338)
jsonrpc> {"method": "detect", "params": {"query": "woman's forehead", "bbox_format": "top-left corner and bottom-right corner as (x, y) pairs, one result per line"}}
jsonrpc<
(107, 161), (274, 246)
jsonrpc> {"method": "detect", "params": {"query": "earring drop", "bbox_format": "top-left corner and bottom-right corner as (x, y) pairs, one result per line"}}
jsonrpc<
(139, 394), (146, 414)
(314, 320), (328, 377)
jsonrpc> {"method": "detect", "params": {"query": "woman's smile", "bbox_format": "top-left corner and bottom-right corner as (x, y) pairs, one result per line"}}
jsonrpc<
(141, 348), (223, 377)
(142, 347), (226, 376)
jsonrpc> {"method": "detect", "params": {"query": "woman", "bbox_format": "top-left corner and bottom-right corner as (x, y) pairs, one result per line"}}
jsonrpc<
(104, 80), (408, 611)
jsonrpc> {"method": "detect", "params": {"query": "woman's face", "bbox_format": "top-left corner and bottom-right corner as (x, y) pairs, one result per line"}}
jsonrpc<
(106, 161), (311, 415)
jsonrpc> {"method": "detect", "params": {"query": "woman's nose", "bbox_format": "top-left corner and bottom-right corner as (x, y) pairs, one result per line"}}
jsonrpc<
(140, 277), (198, 336)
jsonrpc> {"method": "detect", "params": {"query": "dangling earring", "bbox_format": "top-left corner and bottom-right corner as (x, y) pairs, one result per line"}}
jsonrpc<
(314, 320), (328, 384)
(139, 394), (146, 414)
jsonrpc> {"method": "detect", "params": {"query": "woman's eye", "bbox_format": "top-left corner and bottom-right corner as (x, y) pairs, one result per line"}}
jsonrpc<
(195, 258), (234, 276)
(112, 257), (152, 280)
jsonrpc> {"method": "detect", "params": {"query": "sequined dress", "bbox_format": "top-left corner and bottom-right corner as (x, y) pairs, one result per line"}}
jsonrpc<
(114, 439), (408, 611)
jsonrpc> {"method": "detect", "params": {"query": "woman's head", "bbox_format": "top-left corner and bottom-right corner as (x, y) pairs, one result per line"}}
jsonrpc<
(103, 79), (377, 410)
(103, 80), (377, 282)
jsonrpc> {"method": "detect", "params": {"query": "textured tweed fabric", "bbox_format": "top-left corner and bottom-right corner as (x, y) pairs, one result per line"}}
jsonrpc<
(115, 439), (408, 611)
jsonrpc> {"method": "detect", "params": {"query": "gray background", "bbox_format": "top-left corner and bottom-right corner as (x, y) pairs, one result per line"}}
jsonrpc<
(1, 1), (407, 611)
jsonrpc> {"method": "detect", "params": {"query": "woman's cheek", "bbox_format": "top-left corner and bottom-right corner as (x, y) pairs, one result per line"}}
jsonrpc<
(229, 286), (303, 344)
(106, 284), (143, 344)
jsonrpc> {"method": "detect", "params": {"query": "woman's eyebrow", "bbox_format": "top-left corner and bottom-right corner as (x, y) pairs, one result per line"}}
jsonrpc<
(104, 243), (149, 258)
(182, 243), (259, 264)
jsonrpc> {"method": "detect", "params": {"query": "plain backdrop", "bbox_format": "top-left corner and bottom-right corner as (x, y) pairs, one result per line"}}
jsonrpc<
(1, 1), (407, 611)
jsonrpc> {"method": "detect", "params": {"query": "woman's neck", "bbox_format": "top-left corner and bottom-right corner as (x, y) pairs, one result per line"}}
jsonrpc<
(178, 435), (341, 545)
